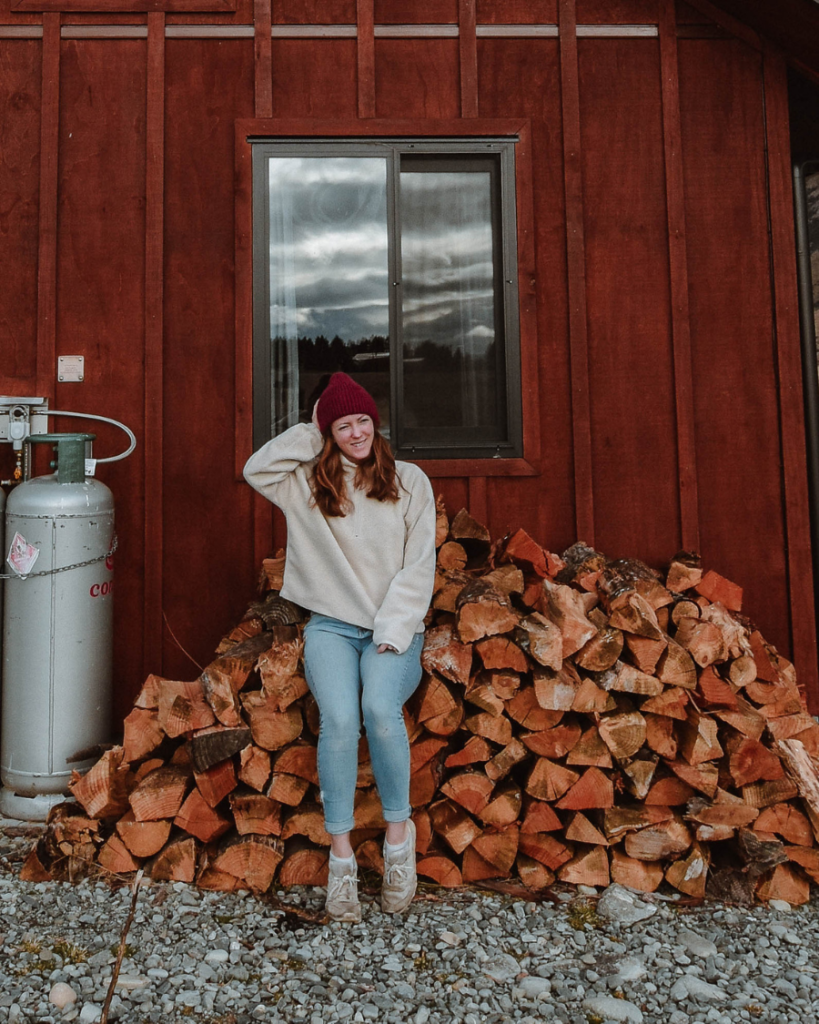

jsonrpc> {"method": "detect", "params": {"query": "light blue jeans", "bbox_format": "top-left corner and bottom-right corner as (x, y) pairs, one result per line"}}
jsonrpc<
(302, 614), (424, 835)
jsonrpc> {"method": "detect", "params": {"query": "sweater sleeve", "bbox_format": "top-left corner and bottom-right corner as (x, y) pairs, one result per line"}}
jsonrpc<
(372, 468), (437, 654)
(242, 422), (323, 509)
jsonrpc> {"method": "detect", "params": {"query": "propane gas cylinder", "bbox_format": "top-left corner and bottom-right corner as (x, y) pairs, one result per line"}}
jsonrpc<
(1, 434), (114, 820)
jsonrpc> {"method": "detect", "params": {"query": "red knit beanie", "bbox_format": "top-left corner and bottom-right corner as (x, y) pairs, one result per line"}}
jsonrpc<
(316, 373), (380, 434)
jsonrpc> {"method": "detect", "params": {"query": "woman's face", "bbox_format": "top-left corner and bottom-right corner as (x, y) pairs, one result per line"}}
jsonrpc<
(331, 413), (375, 462)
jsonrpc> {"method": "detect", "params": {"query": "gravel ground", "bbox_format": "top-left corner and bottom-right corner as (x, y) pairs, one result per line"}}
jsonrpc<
(2, 823), (819, 1024)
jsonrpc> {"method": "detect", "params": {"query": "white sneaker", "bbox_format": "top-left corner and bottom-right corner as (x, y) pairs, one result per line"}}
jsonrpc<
(381, 819), (417, 914)
(326, 854), (361, 923)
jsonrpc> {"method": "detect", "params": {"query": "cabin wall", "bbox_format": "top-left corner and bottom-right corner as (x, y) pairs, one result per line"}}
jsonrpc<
(1, 0), (816, 717)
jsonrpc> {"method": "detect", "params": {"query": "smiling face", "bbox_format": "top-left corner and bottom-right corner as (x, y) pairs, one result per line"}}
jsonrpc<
(330, 413), (375, 462)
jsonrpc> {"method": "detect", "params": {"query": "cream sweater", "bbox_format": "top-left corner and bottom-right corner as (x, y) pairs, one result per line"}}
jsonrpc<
(243, 423), (436, 654)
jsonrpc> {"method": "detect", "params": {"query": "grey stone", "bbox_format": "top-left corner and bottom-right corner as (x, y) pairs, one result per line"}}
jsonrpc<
(669, 976), (729, 1003)
(596, 884), (658, 926)
(582, 994), (644, 1023)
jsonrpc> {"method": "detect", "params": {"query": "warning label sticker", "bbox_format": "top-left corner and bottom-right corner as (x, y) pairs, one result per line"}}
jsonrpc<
(7, 532), (39, 576)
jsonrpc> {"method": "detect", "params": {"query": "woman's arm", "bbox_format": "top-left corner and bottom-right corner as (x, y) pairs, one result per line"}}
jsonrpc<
(243, 422), (323, 507)
(372, 469), (437, 654)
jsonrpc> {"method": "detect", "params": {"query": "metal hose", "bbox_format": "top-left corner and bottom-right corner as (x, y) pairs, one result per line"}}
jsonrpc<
(45, 410), (137, 463)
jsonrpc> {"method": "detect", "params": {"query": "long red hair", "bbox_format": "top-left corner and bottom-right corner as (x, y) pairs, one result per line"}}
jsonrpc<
(312, 431), (400, 517)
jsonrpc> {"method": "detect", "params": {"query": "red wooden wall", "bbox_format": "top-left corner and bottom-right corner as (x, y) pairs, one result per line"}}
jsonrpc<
(1, 0), (817, 715)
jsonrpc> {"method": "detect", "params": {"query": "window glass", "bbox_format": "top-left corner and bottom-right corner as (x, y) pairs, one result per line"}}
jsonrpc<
(254, 140), (521, 459)
(267, 157), (390, 434)
(399, 156), (505, 444)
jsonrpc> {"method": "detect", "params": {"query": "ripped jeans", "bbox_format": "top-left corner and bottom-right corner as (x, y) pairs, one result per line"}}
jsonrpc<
(302, 613), (424, 835)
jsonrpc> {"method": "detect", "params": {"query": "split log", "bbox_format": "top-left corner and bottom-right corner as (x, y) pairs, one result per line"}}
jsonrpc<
(624, 817), (692, 860)
(422, 625), (474, 686)
(645, 775), (696, 806)
(229, 792), (283, 836)
(444, 735), (494, 768)
(98, 834), (141, 874)
(485, 738), (529, 781)
(257, 635), (304, 707)
(678, 712), (723, 766)
(518, 832), (573, 871)
(755, 803), (814, 846)
(464, 675), (505, 716)
(470, 824), (519, 874)
(200, 633), (274, 726)
(574, 625), (623, 672)
(756, 863), (810, 905)
(238, 746), (272, 792)
(603, 805), (674, 841)
(437, 540), (468, 571)
(149, 836), (197, 883)
(194, 760), (238, 808)
(664, 841), (709, 898)
(564, 812), (608, 846)
(130, 765), (190, 823)
(278, 844), (329, 887)
(507, 686), (563, 732)
(517, 854), (555, 890)
(520, 721), (582, 760)
(440, 770), (494, 816)
(478, 779), (523, 827)
(122, 708), (165, 763)
(416, 854), (463, 888)
(540, 581), (597, 657)
(456, 579), (519, 643)
(728, 738), (785, 788)
(465, 711), (512, 746)
(776, 738), (819, 841)
(267, 772), (310, 807)
(666, 758), (719, 798)
(281, 804), (331, 845)
(695, 570), (742, 612)
(610, 847), (664, 892)
(555, 767), (614, 810)
(656, 640), (697, 689)
(571, 677), (616, 714)
(515, 613), (563, 670)
(520, 797), (563, 833)
(187, 725), (252, 774)
(475, 636), (529, 672)
(211, 834), (284, 891)
(625, 634), (667, 675)
(565, 725), (613, 768)
(428, 799), (483, 854)
(525, 758), (579, 802)
(597, 711), (647, 760)
(534, 666), (579, 711)
(742, 778), (800, 809)
(666, 553), (703, 593)
(607, 592), (664, 641)
(158, 679), (216, 738)
(500, 527), (557, 577)
(558, 845), (610, 887)
(116, 812), (172, 858)
(621, 756), (658, 800)
(242, 695), (303, 751)
(69, 748), (131, 819)
(175, 787), (232, 843)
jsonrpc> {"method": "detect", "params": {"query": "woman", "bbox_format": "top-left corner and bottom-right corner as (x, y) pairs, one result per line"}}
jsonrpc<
(243, 372), (437, 922)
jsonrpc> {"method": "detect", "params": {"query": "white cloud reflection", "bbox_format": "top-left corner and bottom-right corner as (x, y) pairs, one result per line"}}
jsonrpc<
(266, 156), (497, 350)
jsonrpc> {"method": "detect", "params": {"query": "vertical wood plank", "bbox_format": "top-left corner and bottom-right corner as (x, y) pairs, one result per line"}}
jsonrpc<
(659, 0), (699, 553)
(144, 11), (165, 679)
(459, 0), (478, 117)
(358, 0), (376, 117)
(762, 44), (819, 711)
(254, 0), (273, 118)
(558, 0), (594, 544)
(36, 13), (60, 398)
(468, 475), (488, 527)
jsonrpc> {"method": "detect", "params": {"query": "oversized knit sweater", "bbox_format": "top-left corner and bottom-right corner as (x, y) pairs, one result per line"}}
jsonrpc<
(243, 423), (437, 654)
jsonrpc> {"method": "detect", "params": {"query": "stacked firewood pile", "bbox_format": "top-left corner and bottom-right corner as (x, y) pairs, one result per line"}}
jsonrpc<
(22, 502), (819, 905)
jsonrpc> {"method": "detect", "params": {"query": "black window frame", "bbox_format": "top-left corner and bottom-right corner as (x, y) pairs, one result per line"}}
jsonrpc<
(251, 137), (523, 460)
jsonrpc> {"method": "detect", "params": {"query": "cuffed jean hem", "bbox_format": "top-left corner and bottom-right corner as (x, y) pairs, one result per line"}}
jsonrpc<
(324, 817), (357, 836)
